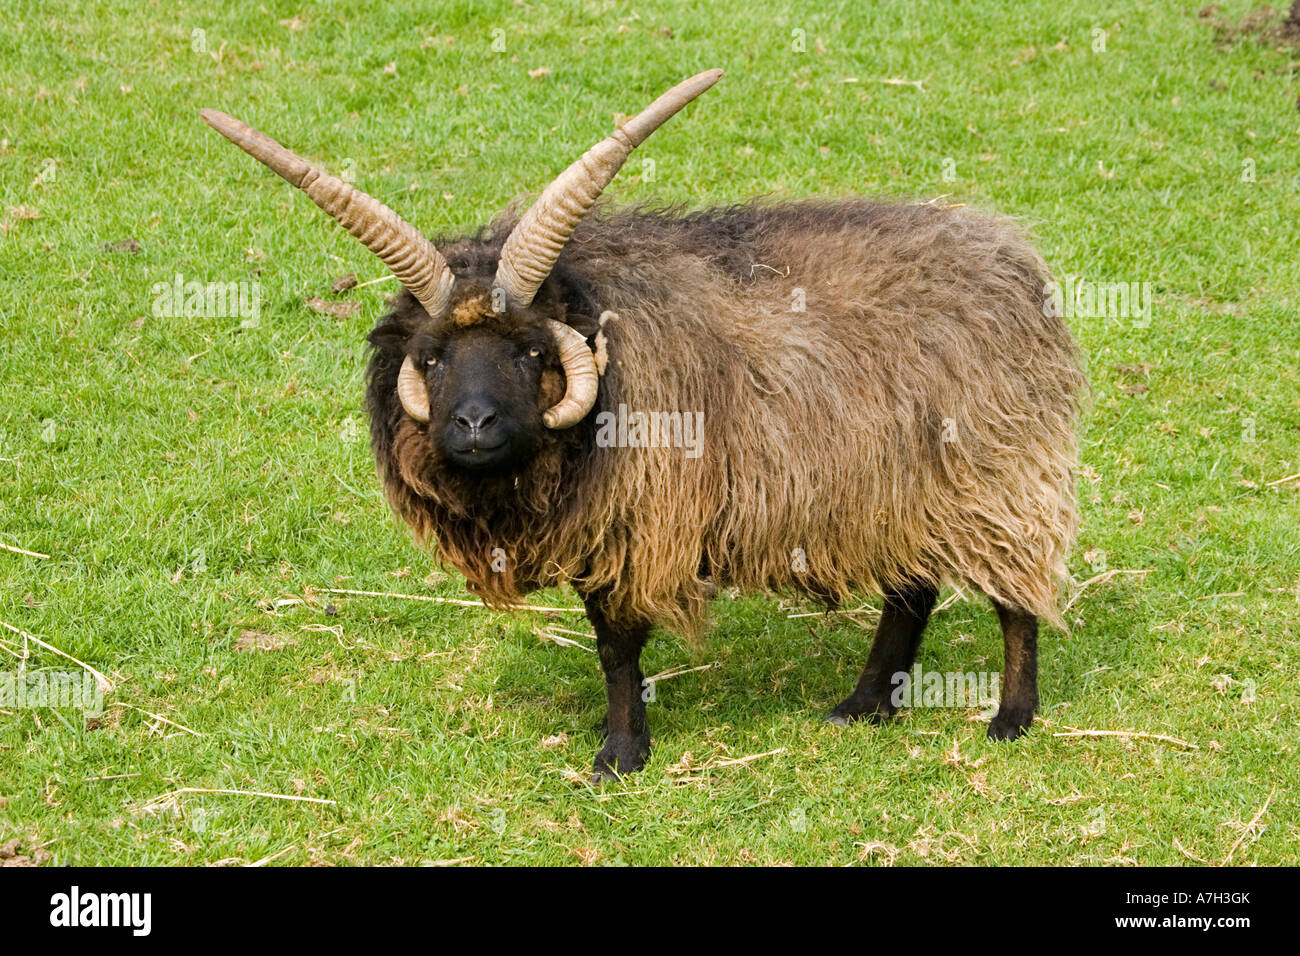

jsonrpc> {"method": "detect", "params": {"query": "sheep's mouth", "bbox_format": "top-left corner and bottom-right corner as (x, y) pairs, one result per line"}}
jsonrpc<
(444, 440), (513, 473)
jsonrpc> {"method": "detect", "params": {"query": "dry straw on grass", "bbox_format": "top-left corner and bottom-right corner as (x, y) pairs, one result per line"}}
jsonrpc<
(530, 623), (594, 653)
(135, 788), (337, 815)
(666, 747), (786, 785)
(0, 541), (49, 559)
(1222, 786), (1275, 865)
(316, 586), (584, 614)
(1063, 568), (1153, 612)
(0, 618), (114, 691)
(1053, 727), (1198, 749)
(109, 702), (203, 737)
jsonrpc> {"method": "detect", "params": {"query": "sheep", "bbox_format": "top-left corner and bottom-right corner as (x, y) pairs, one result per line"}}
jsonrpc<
(202, 69), (1086, 781)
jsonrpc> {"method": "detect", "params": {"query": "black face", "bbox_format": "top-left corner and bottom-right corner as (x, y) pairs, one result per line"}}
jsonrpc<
(410, 325), (553, 474)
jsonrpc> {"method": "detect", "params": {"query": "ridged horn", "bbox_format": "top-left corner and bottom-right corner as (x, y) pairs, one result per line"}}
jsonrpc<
(200, 108), (456, 319)
(493, 69), (723, 308)
(397, 356), (431, 423)
(543, 321), (600, 429)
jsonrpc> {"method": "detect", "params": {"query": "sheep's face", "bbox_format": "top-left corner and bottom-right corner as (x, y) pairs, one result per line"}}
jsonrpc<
(408, 320), (560, 474)
(370, 284), (579, 478)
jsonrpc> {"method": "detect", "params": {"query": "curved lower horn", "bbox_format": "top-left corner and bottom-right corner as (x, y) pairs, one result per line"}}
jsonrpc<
(397, 326), (595, 428)
(397, 356), (431, 423)
(201, 109), (456, 319)
(493, 69), (723, 308)
(543, 321), (599, 429)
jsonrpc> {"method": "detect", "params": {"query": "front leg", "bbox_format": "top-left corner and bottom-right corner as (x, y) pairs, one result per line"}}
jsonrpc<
(581, 591), (651, 781)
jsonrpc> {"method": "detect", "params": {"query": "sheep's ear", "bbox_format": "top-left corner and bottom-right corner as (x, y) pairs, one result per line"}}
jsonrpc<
(366, 320), (410, 353)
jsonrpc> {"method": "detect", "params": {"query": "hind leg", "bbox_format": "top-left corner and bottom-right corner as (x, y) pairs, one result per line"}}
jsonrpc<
(826, 584), (939, 725)
(987, 600), (1038, 741)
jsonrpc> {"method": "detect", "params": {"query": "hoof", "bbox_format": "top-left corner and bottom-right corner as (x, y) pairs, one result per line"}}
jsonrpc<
(987, 707), (1034, 741)
(827, 694), (893, 726)
(592, 731), (649, 782)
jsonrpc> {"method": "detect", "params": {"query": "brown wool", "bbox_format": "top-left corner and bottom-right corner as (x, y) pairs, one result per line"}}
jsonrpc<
(451, 293), (490, 327)
(367, 201), (1086, 642)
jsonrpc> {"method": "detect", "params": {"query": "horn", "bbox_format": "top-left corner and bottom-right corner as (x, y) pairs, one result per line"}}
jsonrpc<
(397, 356), (431, 423)
(543, 321), (599, 429)
(493, 69), (723, 308)
(200, 109), (456, 319)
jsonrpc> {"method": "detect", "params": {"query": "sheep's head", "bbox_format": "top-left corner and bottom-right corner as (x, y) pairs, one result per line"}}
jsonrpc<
(200, 69), (720, 476)
(369, 280), (595, 474)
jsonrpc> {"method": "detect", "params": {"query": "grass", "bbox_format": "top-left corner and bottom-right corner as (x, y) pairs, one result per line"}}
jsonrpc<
(1, 0), (1297, 866)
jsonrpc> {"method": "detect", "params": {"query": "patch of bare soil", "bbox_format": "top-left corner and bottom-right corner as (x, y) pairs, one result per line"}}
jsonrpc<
(1199, 2), (1300, 52)
(0, 837), (50, 867)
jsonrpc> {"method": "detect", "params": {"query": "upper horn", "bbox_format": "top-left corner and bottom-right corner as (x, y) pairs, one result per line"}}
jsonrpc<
(492, 69), (723, 308)
(200, 109), (456, 319)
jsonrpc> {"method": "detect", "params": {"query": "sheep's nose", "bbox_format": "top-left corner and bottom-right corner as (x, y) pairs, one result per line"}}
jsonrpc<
(451, 402), (499, 435)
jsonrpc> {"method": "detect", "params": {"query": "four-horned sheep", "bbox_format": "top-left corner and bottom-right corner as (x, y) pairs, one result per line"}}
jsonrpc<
(203, 69), (1086, 781)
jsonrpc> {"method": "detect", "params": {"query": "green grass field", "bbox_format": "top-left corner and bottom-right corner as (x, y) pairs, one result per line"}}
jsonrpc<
(1, 0), (1297, 866)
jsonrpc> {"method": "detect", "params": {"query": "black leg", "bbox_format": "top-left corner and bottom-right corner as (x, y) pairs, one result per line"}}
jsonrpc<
(987, 600), (1038, 740)
(827, 584), (939, 725)
(581, 591), (651, 781)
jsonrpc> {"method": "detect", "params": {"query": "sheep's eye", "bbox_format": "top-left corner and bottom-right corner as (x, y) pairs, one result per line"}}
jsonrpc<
(425, 357), (438, 367)
(528, 347), (541, 358)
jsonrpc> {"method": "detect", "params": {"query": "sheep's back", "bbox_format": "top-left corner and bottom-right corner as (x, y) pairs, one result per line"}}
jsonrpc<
(564, 200), (1084, 628)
